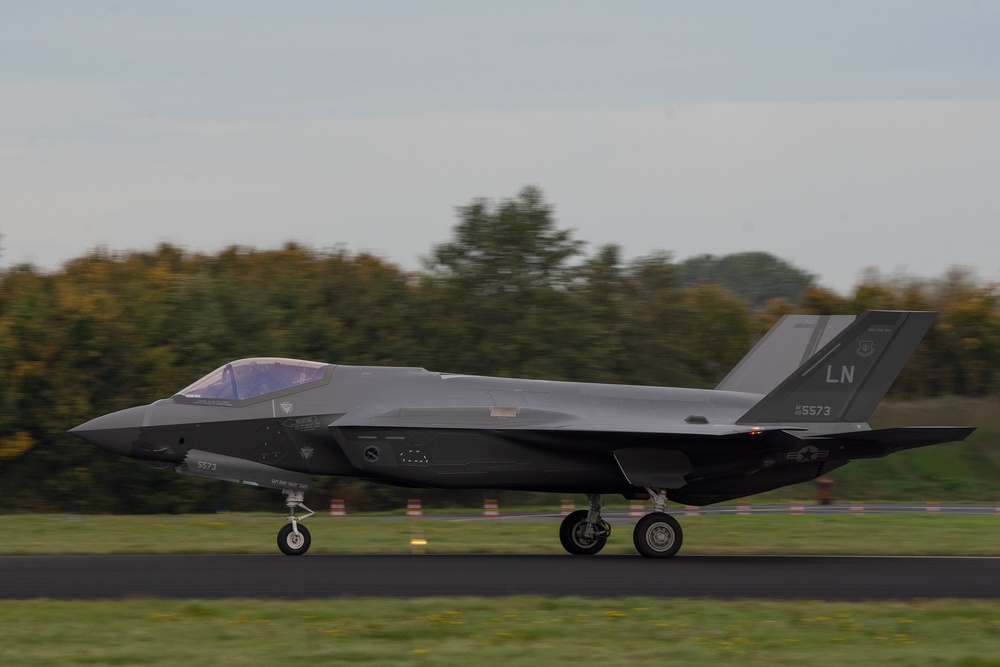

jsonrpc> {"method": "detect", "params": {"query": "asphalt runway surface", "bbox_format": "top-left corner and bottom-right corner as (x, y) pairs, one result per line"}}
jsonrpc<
(3, 553), (999, 600)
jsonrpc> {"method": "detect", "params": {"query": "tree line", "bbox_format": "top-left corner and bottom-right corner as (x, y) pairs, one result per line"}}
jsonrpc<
(1, 187), (997, 511)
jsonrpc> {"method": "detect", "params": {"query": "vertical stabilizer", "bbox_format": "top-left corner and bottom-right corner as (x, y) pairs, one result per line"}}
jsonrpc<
(716, 314), (855, 395)
(737, 311), (935, 424)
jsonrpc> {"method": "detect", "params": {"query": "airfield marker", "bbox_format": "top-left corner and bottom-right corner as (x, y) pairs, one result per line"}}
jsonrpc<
(850, 502), (865, 514)
(329, 499), (346, 517)
(629, 501), (646, 518)
(790, 503), (804, 515)
(684, 505), (700, 516)
(409, 526), (427, 554)
(737, 503), (751, 515)
(406, 499), (423, 518)
(560, 499), (575, 516)
(483, 499), (500, 518)
(926, 502), (940, 513)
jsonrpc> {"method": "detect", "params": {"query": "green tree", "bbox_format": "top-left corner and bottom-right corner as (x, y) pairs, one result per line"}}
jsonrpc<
(613, 254), (757, 389)
(936, 283), (1000, 396)
(421, 186), (587, 379)
(677, 252), (816, 307)
(568, 244), (631, 383)
(426, 186), (584, 296)
(801, 285), (852, 314)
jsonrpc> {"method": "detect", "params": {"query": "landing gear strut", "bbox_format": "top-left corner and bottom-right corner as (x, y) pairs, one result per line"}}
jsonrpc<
(277, 489), (314, 556)
(559, 493), (611, 555)
(632, 487), (683, 559)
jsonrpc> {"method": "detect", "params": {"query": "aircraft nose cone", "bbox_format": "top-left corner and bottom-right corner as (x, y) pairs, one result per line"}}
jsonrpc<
(69, 405), (147, 456)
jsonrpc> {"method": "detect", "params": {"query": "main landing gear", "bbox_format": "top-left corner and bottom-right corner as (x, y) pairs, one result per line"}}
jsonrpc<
(277, 489), (314, 556)
(559, 494), (612, 555)
(558, 488), (683, 559)
(632, 487), (682, 558)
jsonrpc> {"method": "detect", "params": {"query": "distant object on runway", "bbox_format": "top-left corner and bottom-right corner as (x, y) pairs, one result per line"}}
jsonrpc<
(71, 311), (973, 558)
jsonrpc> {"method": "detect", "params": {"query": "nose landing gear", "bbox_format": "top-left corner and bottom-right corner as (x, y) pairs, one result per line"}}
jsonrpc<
(278, 489), (314, 555)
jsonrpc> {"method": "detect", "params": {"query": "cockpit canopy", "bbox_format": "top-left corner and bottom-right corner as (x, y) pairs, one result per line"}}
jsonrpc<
(178, 358), (330, 401)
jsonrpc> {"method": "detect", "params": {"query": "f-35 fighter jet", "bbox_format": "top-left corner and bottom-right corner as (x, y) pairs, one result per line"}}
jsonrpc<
(71, 311), (973, 557)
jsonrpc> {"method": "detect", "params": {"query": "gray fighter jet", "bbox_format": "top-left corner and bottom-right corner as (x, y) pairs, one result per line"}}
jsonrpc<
(71, 310), (973, 557)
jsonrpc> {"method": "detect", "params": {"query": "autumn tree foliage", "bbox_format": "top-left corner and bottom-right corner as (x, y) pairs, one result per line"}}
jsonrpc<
(0, 188), (997, 510)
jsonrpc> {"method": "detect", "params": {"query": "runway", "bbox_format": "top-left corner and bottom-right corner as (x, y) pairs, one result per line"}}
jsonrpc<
(3, 554), (998, 600)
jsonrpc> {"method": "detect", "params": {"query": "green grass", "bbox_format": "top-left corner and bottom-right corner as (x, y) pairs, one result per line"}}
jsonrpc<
(1, 597), (998, 666)
(3, 512), (999, 665)
(3, 513), (999, 556)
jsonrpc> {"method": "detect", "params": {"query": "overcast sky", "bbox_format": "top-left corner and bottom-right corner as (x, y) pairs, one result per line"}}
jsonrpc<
(2, 1), (999, 292)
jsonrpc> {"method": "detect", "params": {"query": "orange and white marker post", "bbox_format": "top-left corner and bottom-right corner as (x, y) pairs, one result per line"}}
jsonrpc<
(850, 502), (865, 514)
(329, 499), (346, 517)
(629, 501), (646, 519)
(926, 502), (940, 513)
(684, 505), (700, 517)
(790, 503), (804, 515)
(406, 499), (423, 518)
(737, 503), (751, 515)
(483, 499), (500, 518)
(560, 499), (575, 516)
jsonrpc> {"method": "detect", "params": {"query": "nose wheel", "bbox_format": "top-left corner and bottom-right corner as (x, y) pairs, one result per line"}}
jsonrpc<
(278, 489), (314, 556)
(278, 522), (312, 555)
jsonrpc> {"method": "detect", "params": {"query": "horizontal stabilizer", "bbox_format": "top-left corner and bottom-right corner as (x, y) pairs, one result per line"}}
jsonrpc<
(813, 426), (975, 447)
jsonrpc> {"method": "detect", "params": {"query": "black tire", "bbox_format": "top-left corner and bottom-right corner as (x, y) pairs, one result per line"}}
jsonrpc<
(633, 512), (682, 559)
(277, 523), (311, 556)
(559, 509), (609, 555)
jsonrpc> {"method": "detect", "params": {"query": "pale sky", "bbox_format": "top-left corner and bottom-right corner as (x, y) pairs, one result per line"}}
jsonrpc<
(2, 1), (999, 292)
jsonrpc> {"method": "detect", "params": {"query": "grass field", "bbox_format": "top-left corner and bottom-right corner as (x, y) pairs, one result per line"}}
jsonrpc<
(1, 597), (999, 666)
(3, 513), (999, 666)
(2, 512), (998, 556)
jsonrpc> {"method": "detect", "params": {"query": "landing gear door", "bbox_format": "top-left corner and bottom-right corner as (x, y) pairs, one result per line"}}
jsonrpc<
(613, 448), (692, 489)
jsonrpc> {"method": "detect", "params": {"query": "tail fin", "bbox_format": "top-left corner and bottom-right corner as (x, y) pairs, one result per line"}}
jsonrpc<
(737, 311), (935, 424)
(716, 314), (855, 395)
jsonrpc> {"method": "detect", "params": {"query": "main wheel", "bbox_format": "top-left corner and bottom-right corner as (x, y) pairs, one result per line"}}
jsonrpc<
(277, 523), (311, 556)
(559, 509), (610, 555)
(633, 512), (682, 559)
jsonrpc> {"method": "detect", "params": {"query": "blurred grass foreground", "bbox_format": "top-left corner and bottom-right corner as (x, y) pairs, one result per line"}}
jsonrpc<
(1, 597), (999, 667)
